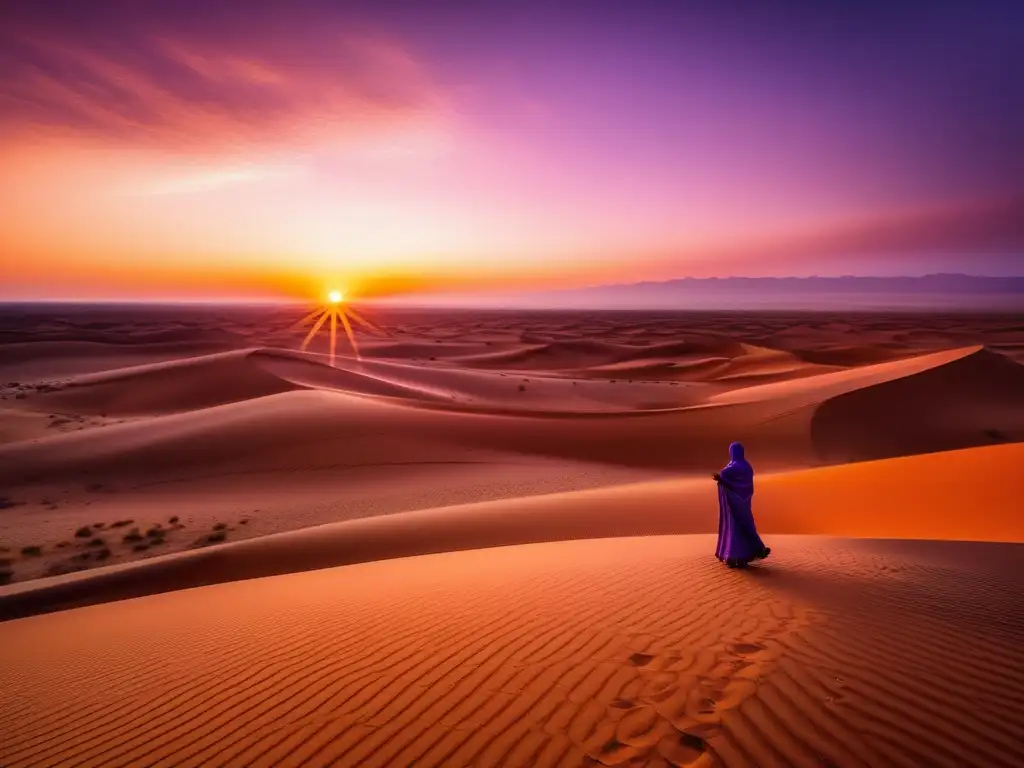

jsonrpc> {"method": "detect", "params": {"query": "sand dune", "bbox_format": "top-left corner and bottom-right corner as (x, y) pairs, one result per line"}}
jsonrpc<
(1, 343), (1018, 519)
(34, 350), (303, 416)
(2, 307), (1024, 766)
(2, 535), (1022, 767)
(811, 346), (1024, 462)
(3, 441), (1020, 622)
(0, 339), (232, 381)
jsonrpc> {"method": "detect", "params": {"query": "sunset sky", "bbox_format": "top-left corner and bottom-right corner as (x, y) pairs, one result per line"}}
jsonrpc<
(1, 0), (1022, 301)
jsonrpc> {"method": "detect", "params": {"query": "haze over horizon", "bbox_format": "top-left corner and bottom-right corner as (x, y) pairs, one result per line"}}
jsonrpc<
(1, 0), (1022, 302)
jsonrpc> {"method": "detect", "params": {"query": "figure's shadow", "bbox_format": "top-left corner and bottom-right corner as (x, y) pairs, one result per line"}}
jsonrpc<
(726, 544), (1024, 638)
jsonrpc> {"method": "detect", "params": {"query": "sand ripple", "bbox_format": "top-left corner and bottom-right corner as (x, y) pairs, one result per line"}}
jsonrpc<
(2, 536), (1022, 767)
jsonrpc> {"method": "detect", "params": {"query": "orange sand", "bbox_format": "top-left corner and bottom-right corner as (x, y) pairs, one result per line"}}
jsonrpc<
(2, 536), (1023, 767)
(1, 308), (1022, 766)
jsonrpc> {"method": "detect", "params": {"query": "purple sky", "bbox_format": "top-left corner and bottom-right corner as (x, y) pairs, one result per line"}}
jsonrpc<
(0, 0), (1021, 300)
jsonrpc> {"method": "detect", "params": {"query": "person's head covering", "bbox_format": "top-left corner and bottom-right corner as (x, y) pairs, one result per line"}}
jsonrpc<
(721, 441), (754, 495)
(729, 442), (745, 463)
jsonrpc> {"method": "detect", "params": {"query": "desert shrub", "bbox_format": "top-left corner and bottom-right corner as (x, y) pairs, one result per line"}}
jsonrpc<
(74, 526), (92, 538)
(239, 518), (250, 525)
(55, 541), (71, 549)
(212, 522), (227, 531)
(133, 543), (150, 552)
(122, 528), (143, 543)
(93, 547), (111, 561)
(21, 545), (43, 557)
(45, 562), (85, 577)
(145, 526), (163, 538)
(110, 520), (134, 528)
(88, 538), (105, 547)
(195, 532), (227, 547)
(168, 516), (179, 524)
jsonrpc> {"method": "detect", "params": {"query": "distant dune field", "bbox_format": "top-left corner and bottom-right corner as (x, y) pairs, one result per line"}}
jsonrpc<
(1, 306), (1022, 766)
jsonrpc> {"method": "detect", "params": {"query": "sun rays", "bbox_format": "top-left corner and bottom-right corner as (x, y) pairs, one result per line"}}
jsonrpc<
(292, 289), (385, 365)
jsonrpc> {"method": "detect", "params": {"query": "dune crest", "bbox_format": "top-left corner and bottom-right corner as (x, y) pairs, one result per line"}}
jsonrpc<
(2, 307), (1023, 766)
(3, 442), (1021, 621)
(2, 536), (1022, 767)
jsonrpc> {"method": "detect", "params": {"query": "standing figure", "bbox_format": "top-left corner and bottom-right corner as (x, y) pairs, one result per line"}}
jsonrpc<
(714, 442), (771, 568)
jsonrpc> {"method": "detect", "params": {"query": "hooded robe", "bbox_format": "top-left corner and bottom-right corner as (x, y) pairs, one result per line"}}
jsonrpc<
(715, 442), (766, 564)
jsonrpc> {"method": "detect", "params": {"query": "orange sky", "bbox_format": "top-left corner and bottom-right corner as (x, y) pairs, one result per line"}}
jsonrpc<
(1, 2), (1021, 302)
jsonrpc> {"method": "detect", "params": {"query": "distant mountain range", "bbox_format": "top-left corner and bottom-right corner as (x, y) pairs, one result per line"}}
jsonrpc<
(536, 274), (1024, 310)
(392, 274), (1024, 310)
(578, 274), (1024, 293)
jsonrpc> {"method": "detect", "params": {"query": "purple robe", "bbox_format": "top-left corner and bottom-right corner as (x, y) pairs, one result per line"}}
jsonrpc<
(715, 442), (766, 563)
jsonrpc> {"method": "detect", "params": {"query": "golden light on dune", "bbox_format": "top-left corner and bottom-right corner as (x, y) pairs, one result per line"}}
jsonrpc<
(292, 287), (384, 365)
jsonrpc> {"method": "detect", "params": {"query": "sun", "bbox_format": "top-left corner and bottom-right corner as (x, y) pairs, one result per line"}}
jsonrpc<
(291, 286), (385, 366)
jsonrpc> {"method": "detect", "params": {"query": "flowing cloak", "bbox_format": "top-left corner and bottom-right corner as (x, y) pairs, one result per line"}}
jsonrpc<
(715, 442), (766, 563)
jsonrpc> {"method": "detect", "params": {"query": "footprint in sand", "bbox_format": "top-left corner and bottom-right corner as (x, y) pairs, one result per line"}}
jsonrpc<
(615, 705), (676, 749)
(727, 641), (765, 657)
(629, 652), (655, 667)
(666, 731), (710, 760)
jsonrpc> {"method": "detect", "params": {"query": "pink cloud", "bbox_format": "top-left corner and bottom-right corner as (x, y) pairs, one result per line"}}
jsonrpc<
(0, 24), (446, 154)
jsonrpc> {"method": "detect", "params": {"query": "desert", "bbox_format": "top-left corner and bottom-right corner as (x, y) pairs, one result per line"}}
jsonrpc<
(1, 304), (1023, 767)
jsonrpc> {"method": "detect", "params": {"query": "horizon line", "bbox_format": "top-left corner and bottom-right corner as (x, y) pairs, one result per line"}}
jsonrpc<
(2, 272), (1023, 306)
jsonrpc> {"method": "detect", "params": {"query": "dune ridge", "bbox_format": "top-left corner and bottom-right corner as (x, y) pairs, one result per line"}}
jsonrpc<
(3, 442), (1021, 622)
(2, 307), (1024, 766)
(2, 535), (1022, 767)
(3, 344), (1016, 493)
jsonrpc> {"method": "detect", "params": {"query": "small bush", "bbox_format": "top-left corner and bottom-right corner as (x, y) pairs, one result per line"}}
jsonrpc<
(194, 532), (227, 547)
(133, 543), (150, 552)
(55, 541), (71, 549)
(93, 547), (111, 561)
(88, 538), (106, 548)
(110, 519), (134, 528)
(122, 528), (143, 543)
(239, 518), (250, 525)
(168, 516), (179, 524)
(21, 545), (43, 557)
(93, 522), (106, 529)
(74, 526), (92, 538)
(145, 526), (163, 538)
(45, 562), (85, 577)
(212, 522), (227, 531)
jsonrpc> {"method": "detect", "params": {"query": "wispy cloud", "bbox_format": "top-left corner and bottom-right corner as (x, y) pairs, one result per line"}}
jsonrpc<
(132, 163), (304, 196)
(0, 12), (446, 154)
